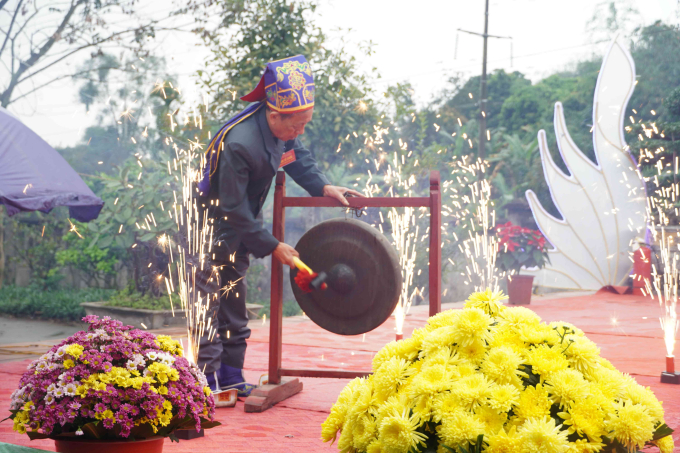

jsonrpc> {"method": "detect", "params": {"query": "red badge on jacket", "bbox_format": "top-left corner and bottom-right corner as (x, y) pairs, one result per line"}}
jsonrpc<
(279, 150), (297, 168)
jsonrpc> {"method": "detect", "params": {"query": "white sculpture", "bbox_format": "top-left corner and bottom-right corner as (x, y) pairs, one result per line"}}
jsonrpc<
(525, 38), (647, 290)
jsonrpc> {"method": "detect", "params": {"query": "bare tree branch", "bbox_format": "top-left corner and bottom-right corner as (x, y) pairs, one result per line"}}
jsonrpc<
(10, 65), (123, 104)
(0, 0), (11, 11)
(0, 0), (23, 59)
(1, 0), (83, 106)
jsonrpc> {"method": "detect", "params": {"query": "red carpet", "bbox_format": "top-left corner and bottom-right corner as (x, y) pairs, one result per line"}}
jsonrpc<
(0, 292), (678, 452)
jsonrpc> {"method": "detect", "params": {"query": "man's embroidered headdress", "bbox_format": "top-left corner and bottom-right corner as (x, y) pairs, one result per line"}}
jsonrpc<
(241, 55), (315, 113)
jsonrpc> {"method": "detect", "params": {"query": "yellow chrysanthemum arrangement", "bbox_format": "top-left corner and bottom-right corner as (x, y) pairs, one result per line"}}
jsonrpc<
(322, 289), (675, 453)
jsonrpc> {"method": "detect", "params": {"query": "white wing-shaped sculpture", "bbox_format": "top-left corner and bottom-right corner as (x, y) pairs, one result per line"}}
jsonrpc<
(524, 38), (647, 290)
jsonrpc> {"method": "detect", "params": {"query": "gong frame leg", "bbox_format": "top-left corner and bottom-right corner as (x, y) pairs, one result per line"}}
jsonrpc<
(429, 170), (442, 317)
(269, 171), (286, 386)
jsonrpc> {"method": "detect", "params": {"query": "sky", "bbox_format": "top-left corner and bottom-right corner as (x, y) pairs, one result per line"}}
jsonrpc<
(4, 0), (678, 148)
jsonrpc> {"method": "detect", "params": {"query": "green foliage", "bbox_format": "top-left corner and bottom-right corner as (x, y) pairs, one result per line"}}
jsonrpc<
(56, 232), (119, 288)
(105, 286), (175, 310)
(87, 153), (178, 296)
(6, 213), (68, 290)
(0, 285), (113, 322)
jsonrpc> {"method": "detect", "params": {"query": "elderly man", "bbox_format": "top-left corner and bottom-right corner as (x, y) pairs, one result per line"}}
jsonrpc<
(196, 55), (361, 395)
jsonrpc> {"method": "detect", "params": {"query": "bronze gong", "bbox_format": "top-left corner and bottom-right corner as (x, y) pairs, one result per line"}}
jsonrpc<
(290, 218), (402, 335)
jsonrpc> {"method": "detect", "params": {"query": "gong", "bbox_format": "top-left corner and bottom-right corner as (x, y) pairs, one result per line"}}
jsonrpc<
(290, 218), (402, 335)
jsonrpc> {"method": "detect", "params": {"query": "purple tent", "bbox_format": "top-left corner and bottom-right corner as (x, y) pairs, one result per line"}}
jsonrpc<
(0, 108), (103, 221)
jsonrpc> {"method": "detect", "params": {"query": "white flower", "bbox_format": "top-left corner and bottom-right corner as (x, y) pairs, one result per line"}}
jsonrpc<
(143, 369), (153, 377)
(35, 361), (47, 372)
(44, 394), (55, 404)
(126, 360), (137, 371)
(75, 428), (84, 436)
(85, 333), (95, 340)
(46, 383), (57, 394)
(64, 383), (77, 396)
(55, 347), (66, 358)
(47, 363), (59, 371)
(146, 351), (158, 361)
(54, 386), (65, 398)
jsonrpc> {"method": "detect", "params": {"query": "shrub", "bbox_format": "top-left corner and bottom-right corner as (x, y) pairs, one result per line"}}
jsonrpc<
(0, 286), (114, 322)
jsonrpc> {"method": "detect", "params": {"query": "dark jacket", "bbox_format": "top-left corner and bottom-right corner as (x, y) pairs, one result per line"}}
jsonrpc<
(208, 106), (329, 259)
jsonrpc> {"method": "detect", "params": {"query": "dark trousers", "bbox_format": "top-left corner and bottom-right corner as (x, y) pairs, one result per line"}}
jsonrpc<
(198, 246), (251, 374)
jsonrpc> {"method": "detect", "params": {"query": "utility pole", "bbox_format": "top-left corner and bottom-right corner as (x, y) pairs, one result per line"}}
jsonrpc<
(478, 0), (490, 160)
(458, 1), (512, 161)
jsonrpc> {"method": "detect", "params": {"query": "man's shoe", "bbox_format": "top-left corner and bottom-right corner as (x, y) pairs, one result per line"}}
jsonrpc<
(205, 370), (221, 392)
(218, 363), (257, 397)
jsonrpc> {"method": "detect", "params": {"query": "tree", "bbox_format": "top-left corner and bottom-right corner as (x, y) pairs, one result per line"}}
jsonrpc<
(0, 0), (162, 108)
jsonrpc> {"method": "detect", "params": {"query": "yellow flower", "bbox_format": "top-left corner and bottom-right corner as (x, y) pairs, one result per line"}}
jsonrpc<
(564, 438), (605, 453)
(485, 426), (522, 453)
(421, 326), (457, 356)
(655, 435), (675, 453)
(562, 336), (600, 374)
(351, 414), (377, 451)
(544, 369), (589, 408)
(372, 338), (420, 372)
(488, 384), (520, 414)
(63, 359), (75, 369)
(621, 380), (664, 422)
(517, 323), (560, 346)
(488, 324), (528, 356)
(481, 346), (524, 386)
(410, 364), (453, 399)
(498, 306), (542, 330)
(373, 357), (413, 401)
(518, 417), (569, 453)
(464, 289), (508, 316)
(586, 366), (624, 401)
(366, 439), (384, 453)
(379, 409), (427, 453)
(557, 396), (606, 442)
(474, 405), (507, 434)
(162, 400), (173, 411)
(203, 386), (211, 396)
(432, 392), (461, 423)
(437, 409), (485, 450)
(321, 412), (343, 443)
(64, 344), (84, 359)
(457, 339), (488, 365)
(606, 401), (654, 451)
(451, 308), (493, 347)
(426, 309), (460, 330)
(514, 384), (552, 422)
(376, 392), (412, 429)
(450, 373), (491, 411)
(525, 344), (569, 378)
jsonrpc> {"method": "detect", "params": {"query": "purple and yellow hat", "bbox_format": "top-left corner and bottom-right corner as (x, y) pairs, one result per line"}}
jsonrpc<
(240, 55), (315, 113)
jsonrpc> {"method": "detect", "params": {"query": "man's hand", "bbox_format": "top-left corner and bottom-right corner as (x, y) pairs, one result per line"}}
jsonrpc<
(322, 185), (364, 206)
(272, 242), (299, 267)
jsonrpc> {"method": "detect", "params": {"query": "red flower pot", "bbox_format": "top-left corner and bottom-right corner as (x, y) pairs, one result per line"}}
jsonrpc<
(54, 436), (164, 453)
(507, 275), (534, 305)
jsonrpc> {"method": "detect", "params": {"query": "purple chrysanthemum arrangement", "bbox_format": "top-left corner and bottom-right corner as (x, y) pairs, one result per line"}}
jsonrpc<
(5, 316), (219, 441)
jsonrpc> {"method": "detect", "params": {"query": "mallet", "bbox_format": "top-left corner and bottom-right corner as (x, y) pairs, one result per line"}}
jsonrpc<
(292, 257), (327, 293)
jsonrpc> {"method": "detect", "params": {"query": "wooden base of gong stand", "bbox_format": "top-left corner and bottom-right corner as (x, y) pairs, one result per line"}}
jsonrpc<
(244, 170), (442, 413)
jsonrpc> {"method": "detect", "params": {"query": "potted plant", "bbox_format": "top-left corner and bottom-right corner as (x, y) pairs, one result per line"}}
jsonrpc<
(5, 315), (220, 452)
(496, 221), (549, 305)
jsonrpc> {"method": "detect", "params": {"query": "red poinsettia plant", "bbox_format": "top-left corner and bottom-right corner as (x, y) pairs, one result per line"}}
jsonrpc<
(496, 221), (550, 275)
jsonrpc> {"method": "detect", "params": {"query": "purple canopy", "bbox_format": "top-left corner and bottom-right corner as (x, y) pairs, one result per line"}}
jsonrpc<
(0, 108), (103, 221)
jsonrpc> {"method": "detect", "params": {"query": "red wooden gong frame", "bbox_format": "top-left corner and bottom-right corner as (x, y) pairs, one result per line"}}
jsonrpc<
(244, 170), (442, 412)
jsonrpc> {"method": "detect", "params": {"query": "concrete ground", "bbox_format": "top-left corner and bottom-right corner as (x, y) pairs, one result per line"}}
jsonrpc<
(0, 317), (86, 345)
(0, 291), (678, 452)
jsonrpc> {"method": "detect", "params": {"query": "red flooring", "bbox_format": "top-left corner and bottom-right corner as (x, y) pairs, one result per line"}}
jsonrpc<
(0, 291), (679, 452)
